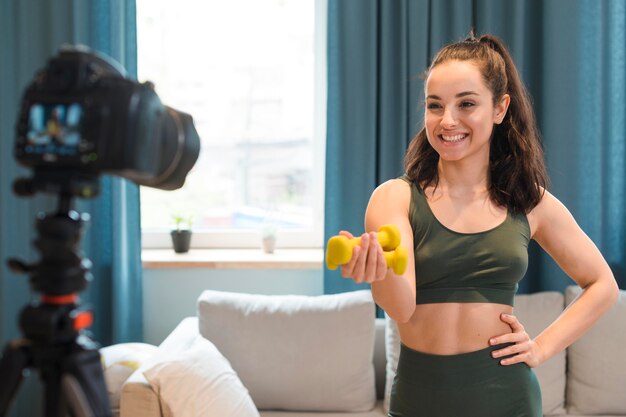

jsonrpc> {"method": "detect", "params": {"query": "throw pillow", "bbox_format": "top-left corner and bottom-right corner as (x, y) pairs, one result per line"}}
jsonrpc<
(99, 342), (158, 413)
(565, 285), (626, 415)
(383, 313), (400, 415)
(143, 334), (259, 417)
(383, 291), (567, 416)
(197, 289), (377, 412)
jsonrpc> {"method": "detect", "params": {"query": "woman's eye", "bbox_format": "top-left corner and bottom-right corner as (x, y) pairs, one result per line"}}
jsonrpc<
(460, 101), (475, 108)
(426, 103), (442, 110)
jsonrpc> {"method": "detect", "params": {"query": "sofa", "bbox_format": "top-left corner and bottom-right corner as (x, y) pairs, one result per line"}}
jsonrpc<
(106, 285), (626, 417)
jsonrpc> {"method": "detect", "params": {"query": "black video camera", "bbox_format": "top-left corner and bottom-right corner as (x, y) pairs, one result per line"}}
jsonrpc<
(14, 45), (200, 197)
(0, 46), (201, 417)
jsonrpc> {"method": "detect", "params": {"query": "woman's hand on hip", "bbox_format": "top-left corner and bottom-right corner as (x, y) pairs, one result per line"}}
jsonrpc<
(339, 231), (388, 284)
(489, 313), (546, 368)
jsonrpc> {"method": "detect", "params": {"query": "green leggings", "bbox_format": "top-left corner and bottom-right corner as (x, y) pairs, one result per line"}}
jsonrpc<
(389, 342), (542, 417)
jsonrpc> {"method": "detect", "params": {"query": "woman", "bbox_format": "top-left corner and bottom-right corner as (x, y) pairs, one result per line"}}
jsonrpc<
(339, 34), (619, 417)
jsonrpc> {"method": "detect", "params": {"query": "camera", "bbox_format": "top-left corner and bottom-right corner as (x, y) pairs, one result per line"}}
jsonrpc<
(14, 45), (200, 197)
(0, 46), (201, 417)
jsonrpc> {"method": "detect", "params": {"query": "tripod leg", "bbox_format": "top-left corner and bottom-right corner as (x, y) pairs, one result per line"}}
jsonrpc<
(0, 341), (30, 417)
(61, 347), (111, 417)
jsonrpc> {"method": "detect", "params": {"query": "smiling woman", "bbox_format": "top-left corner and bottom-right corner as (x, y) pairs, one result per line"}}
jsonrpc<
(334, 33), (619, 417)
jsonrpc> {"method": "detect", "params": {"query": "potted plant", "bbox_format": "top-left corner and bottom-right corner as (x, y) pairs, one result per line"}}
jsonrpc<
(261, 224), (277, 254)
(171, 213), (193, 253)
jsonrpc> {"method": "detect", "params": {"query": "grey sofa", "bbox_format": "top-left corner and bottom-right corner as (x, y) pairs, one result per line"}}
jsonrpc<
(117, 285), (626, 417)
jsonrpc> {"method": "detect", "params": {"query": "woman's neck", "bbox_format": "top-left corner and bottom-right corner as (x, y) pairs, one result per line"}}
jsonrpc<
(436, 158), (490, 196)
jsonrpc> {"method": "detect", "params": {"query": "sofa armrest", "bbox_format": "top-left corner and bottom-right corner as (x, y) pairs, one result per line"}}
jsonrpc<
(120, 370), (161, 417)
(120, 317), (200, 417)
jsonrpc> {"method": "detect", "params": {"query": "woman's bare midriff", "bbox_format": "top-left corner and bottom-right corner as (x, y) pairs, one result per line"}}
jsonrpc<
(398, 302), (514, 355)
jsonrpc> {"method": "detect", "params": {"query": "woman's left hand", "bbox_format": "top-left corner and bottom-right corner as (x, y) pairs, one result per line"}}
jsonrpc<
(489, 313), (545, 368)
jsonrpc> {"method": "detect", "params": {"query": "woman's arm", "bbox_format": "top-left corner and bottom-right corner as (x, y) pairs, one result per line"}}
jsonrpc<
(528, 190), (619, 364)
(338, 178), (416, 322)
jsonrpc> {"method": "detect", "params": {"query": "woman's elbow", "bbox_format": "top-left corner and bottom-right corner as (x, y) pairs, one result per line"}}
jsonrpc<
(587, 273), (620, 308)
(387, 305), (415, 324)
(608, 277), (621, 306)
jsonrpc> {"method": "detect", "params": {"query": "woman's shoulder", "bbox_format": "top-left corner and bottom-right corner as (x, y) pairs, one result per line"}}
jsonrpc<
(527, 187), (561, 216)
(368, 178), (413, 209)
(526, 187), (570, 238)
(366, 178), (414, 226)
(375, 177), (413, 196)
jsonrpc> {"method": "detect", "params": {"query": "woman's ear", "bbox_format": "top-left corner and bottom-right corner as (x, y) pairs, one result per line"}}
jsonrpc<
(494, 94), (511, 124)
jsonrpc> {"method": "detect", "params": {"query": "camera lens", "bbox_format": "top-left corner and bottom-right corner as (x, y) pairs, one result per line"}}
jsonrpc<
(144, 107), (200, 191)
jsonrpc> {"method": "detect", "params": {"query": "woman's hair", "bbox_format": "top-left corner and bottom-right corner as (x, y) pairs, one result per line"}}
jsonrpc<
(404, 33), (548, 214)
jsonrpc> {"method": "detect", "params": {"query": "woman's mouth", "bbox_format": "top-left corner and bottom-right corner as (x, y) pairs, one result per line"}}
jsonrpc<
(439, 133), (468, 144)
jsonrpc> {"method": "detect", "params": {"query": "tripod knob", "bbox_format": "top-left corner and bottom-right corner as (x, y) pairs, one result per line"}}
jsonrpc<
(12, 177), (36, 197)
(7, 258), (34, 274)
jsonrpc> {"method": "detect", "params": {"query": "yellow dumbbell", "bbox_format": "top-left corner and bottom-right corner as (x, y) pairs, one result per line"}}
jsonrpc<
(325, 224), (402, 270)
(384, 245), (408, 275)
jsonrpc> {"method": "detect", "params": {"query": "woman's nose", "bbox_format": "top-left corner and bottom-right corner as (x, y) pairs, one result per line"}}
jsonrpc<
(441, 107), (458, 128)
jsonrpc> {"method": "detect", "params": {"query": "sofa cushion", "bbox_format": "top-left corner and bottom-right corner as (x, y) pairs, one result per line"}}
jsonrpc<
(259, 400), (386, 417)
(143, 334), (260, 417)
(383, 291), (566, 416)
(566, 285), (626, 415)
(513, 291), (567, 416)
(197, 290), (377, 412)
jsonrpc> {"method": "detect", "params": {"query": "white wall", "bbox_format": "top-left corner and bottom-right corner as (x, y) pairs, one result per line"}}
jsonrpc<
(143, 268), (324, 345)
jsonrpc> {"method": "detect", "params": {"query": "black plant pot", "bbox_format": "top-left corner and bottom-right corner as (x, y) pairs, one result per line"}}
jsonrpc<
(171, 230), (192, 253)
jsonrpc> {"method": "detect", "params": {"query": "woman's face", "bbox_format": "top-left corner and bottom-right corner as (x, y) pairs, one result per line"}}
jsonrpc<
(424, 59), (509, 164)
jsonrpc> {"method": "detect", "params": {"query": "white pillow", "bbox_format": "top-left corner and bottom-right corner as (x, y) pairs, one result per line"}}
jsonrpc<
(565, 285), (626, 415)
(143, 334), (259, 417)
(197, 290), (377, 412)
(383, 314), (400, 415)
(99, 342), (158, 412)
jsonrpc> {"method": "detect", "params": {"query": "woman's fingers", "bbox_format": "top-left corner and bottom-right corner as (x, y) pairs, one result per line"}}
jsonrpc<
(341, 233), (368, 283)
(339, 231), (389, 284)
(491, 340), (527, 364)
(340, 245), (358, 278)
(339, 230), (354, 239)
(488, 314), (545, 367)
(375, 237), (388, 281)
(490, 330), (525, 346)
(364, 233), (379, 283)
(500, 313), (526, 332)
(353, 233), (369, 283)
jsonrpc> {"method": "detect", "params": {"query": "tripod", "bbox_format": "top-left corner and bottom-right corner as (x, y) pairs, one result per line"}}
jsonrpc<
(0, 191), (111, 417)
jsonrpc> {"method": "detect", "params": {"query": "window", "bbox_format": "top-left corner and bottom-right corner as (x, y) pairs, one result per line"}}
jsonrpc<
(137, 0), (327, 248)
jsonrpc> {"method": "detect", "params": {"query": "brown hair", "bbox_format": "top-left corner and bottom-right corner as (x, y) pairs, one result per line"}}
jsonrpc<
(404, 33), (548, 214)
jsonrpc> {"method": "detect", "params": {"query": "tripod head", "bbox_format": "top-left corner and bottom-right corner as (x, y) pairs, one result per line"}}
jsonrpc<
(10, 182), (92, 295)
(8, 179), (96, 346)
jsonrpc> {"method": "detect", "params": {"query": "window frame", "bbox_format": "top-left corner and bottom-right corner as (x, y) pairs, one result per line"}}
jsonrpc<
(140, 0), (327, 250)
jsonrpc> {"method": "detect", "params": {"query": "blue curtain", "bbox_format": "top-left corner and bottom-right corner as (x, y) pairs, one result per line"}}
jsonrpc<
(0, 1), (141, 415)
(324, 0), (626, 295)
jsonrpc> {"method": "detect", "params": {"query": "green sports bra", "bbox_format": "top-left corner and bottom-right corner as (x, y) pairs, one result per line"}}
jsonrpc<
(399, 175), (531, 307)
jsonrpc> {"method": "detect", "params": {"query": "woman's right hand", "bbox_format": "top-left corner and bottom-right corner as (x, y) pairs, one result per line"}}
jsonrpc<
(339, 230), (389, 284)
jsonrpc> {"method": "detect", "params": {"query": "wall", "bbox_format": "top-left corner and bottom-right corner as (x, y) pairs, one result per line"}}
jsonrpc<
(143, 268), (324, 345)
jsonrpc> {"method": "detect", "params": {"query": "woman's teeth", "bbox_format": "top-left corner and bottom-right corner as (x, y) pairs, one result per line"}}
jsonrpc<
(441, 134), (467, 142)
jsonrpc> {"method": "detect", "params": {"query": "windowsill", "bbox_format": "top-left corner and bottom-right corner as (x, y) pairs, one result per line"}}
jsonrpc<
(142, 248), (324, 270)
